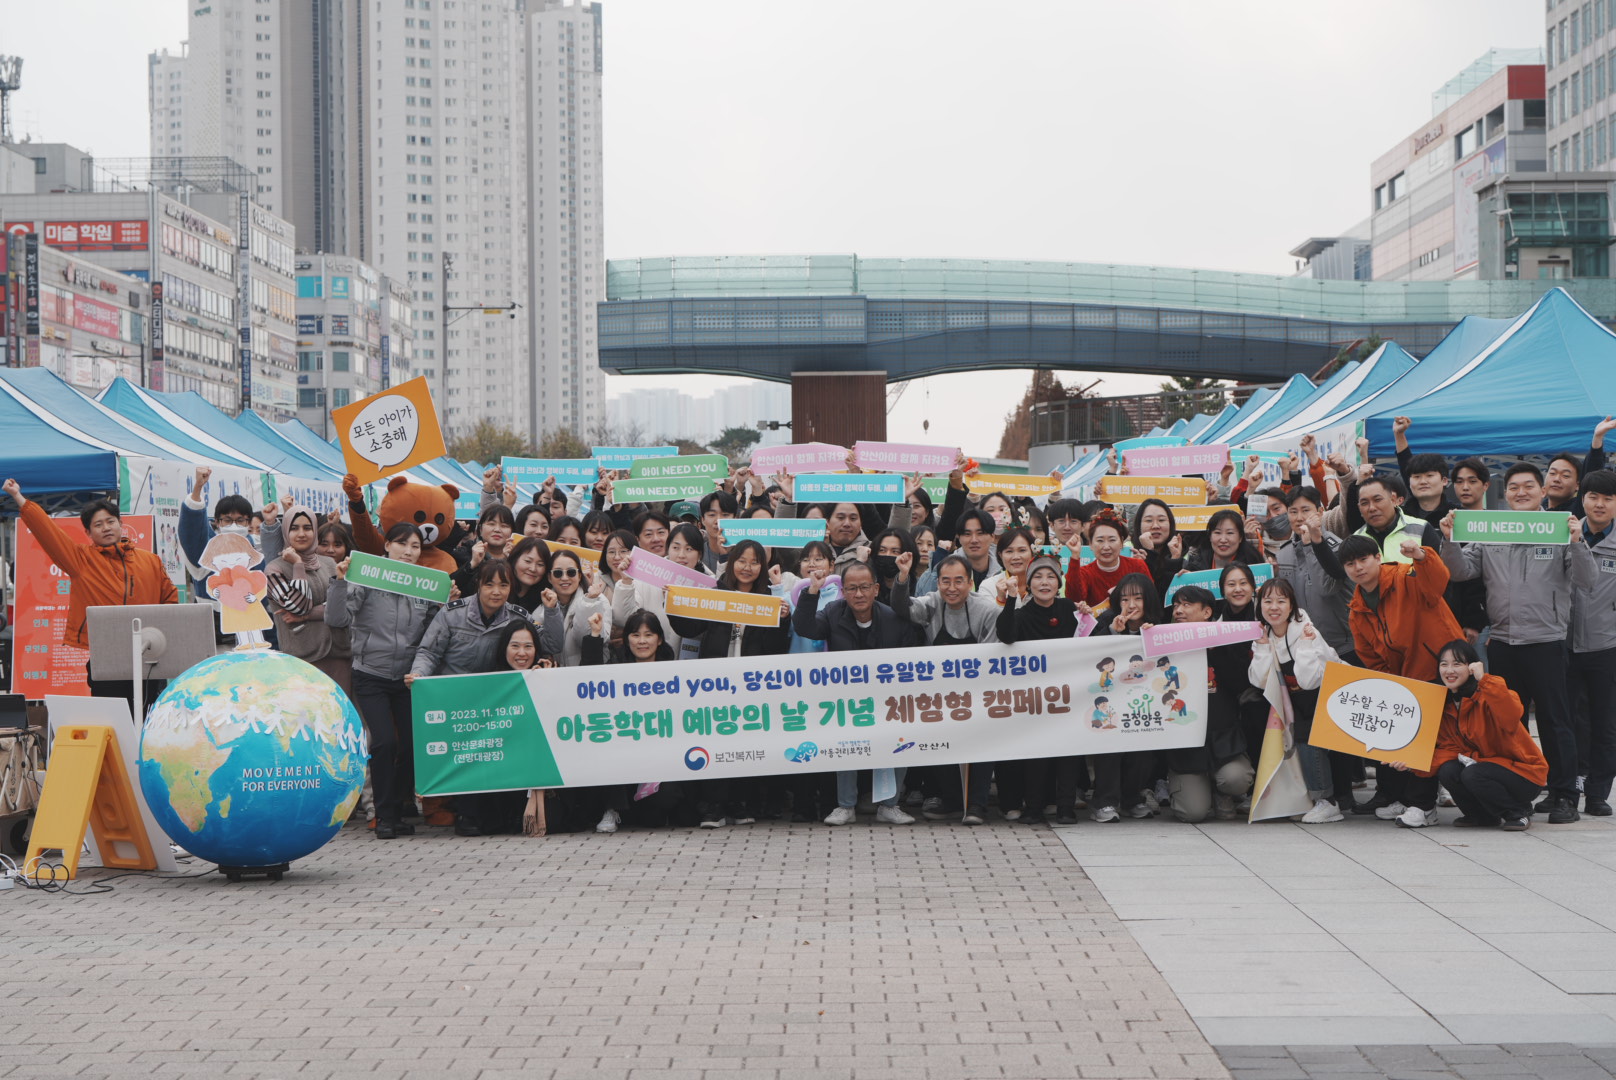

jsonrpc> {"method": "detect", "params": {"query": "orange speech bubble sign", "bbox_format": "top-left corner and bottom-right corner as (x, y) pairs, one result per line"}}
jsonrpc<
(332, 377), (447, 485)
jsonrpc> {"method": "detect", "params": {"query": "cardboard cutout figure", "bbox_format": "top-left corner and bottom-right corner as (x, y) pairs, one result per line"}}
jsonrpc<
(200, 532), (273, 636)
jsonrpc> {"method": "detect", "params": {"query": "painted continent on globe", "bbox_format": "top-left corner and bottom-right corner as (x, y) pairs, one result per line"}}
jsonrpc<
(139, 649), (368, 867)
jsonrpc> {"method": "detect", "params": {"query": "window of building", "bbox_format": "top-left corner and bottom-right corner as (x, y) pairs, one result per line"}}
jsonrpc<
(1386, 172), (1406, 202)
(1573, 72), (1583, 115)
(333, 351), (351, 372)
(332, 389), (351, 408)
(1574, 131), (1583, 168)
(298, 351), (322, 371)
(298, 388), (324, 408)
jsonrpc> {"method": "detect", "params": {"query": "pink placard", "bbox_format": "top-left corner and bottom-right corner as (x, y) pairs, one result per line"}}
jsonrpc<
(626, 547), (717, 591)
(1123, 444), (1230, 477)
(852, 441), (957, 473)
(1140, 619), (1263, 659)
(750, 442), (849, 475)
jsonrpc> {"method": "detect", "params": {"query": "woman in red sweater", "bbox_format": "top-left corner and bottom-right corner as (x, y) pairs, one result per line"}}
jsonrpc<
(1066, 509), (1150, 607)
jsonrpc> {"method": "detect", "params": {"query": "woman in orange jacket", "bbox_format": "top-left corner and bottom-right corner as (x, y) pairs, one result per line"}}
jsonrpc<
(4, 478), (178, 704)
(1424, 640), (1546, 831)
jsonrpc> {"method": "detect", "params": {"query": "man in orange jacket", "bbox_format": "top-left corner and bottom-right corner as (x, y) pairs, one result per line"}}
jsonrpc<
(1339, 533), (1464, 827)
(4, 478), (178, 706)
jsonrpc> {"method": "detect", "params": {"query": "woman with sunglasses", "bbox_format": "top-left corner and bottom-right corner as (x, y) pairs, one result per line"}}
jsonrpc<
(535, 548), (612, 667)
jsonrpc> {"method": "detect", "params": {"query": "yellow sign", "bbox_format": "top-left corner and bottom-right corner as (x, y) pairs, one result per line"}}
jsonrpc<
(1172, 504), (1241, 531)
(1096, 476), (1207, 506)
(332, 377), (448, 486)
(545, 540), (602, 568)
(1308, 661), (1448, 771)
(26, 726), (158, 880)
(665, 585), (786, 627)
(969, 473), (1060, 499)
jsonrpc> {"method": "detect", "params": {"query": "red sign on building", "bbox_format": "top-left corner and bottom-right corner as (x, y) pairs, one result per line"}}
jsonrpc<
(5, 220), (150, 252)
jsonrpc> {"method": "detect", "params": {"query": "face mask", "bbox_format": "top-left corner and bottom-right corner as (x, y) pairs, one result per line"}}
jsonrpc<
(872, 554), (900, 579)
(218, 524), (250, 537)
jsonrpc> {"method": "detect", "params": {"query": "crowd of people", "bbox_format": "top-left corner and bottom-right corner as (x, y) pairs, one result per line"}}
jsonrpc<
(5, 412), (1612, 840)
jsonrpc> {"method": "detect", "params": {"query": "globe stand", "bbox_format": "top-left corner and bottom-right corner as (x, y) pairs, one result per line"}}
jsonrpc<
(219, 862), (290, 883)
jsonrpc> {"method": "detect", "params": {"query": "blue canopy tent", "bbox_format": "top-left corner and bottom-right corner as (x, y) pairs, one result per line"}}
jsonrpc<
(1175, 412), (1219, 441)
(142, 387), (340, 480)
(1195, 393), (1274, 445)
(1212, 374), (1318, 448)
(0, 368), (200, 464)
(0, 385), (122, 496)
(236, 411), (350, 478)
(98, 379), (276, 471)
(1364, 288), (1616, 458)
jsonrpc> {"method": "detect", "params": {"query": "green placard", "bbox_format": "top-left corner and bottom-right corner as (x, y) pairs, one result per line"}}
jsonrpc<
(922, 476), (948, 502)
(346, 550), (454, 601)
(412, 672), (563, 794)
(1453, 510), (1569, 544)
(630, 453), (728, 481)
(612, 476), (717, 502)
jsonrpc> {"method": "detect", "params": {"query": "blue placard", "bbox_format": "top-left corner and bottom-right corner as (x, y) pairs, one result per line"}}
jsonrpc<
(793, 473), (906, 503)
(1113, 436), (1189, 452)
(593, 445), (677, 470)
(501, 456), (598, 487)
(1163, 563), (1274, 602)
(718, 519), (830, 546)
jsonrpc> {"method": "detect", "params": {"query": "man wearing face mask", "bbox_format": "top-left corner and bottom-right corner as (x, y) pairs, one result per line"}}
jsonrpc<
(179, 465), (260, 605)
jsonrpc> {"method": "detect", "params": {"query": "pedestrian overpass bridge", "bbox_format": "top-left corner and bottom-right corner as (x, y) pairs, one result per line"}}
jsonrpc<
(597, 255), (1616, 442)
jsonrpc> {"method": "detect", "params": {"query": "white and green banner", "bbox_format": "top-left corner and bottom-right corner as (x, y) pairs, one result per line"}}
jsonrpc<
(1452, 510), (1570, 545)
(410, 636), (1209, 795)
(346, 551), (452, 602)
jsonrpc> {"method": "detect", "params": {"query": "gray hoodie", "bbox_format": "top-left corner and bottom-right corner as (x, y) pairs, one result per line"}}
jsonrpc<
(410, 597), (530, 676)
(1442, 530), (1597, 646)
(326, 576), (440, 680)
(1572, 520), (1616, 653)
(1273, 531), (1352, 655)
(890, 577), (1001, 644)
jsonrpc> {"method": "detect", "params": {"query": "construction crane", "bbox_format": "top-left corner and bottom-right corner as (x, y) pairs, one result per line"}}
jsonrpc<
(0, 56), (21, 145)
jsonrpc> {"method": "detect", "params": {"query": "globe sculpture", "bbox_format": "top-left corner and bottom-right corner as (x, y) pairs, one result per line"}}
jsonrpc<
(139, 649), (368, 875)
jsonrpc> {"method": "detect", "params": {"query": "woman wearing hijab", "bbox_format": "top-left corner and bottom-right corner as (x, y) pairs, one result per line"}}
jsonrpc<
(264, 502), (348, 692)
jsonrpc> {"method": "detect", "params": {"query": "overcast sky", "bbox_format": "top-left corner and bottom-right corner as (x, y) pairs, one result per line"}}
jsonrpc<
(7, 0), (1544, 445)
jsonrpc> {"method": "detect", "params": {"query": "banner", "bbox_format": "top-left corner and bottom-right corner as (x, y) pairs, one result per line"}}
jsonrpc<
(501, 456), (597, 487)
(626, 547), (716, 591)
(332, 377), (446, 485)
(968, 473), (1059, 499)
(346, 551), (451, 602)
(629, 453), (727, 481)
(1113, 436), (1188, 451)
(1096, 476), (1207, 506)
(794, 473), (905, 503)
(1172, 504), (1241, 531)
(611, 476), (717, 503)
(409, 635), (1210, 795)
(1452, 510), (1570, 545)
(719, 519), (828, 546)
(751, 442), (849, 475)
(1123, 444), (1229, 477)
(1308, 661), (1446, 771)
(593, 446), (676, 470)
(12, 515), (155, 697)
(1163, 563), (1273, 602)
(665, 585), (787, 626)
(546, 540), (603, 568)
(852, 441), (957, 473)
(1141, 620), (1263, 659)
(1250, 661), (1312, 822)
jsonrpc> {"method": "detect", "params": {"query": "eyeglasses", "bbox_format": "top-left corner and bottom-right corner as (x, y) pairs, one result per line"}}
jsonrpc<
(551, 567), (579, 579)
(843, 583), (876, 593)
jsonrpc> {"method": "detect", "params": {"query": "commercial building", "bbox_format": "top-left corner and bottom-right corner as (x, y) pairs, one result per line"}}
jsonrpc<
(150, 0), (607, 445)
(1366, 49), (1546, 282)
(0, 151), (298, 417)
(1545, 0), (1616, 170)
(293, 253), (420, 437)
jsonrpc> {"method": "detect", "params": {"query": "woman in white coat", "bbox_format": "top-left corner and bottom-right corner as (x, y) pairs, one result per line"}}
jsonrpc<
(1249, 577), (1351, 823)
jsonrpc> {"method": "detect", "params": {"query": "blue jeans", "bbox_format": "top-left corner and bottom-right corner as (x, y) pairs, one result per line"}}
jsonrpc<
(836, 769), (905, 808)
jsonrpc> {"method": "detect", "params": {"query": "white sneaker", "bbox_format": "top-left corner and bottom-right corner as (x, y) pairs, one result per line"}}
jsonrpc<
(823, 806), (856, 826)
(1300, 799), (1343, 824)
(1374, 801), (1408, 820)
(1091, 805), (1120, 823)
(1003, 809), (1022, 821)
(595, 808), (621, 834)
(1437, 788), (1456, 808)
(699, 814), (727, 829)
(1396, 805), (1438, 829)
(876, 805), (915, 825)
(1126, 803), (1153, 819)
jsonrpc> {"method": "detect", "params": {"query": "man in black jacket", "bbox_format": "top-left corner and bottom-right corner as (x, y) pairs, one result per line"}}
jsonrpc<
(794, 561), (916, 825)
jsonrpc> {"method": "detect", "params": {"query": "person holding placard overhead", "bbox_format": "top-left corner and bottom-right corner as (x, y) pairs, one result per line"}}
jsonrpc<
(1338, 534), (1462, 828)
(1440, 464), (1594, 824)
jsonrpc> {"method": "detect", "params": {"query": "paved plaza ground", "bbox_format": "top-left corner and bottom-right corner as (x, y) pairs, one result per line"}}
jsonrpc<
(5, 807), (1616, 1080)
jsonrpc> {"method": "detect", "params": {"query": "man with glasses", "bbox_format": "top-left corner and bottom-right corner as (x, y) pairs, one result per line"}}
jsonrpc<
(794, 561), (917, 825)
(179, 465), (260, 605)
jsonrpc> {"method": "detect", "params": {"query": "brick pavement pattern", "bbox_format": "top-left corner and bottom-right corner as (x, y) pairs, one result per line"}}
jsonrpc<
(1, 820), (1229, 1080)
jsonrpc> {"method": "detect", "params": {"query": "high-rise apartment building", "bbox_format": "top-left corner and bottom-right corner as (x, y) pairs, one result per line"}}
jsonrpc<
(151, 0), (606, 445)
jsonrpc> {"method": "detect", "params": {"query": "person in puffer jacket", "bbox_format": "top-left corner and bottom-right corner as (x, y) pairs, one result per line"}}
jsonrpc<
(327, 523), (442, 840)
(1440, 463), (1595, 824)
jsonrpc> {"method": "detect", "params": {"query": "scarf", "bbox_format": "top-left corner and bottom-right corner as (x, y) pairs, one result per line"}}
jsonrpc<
(284, 505), (322, 571)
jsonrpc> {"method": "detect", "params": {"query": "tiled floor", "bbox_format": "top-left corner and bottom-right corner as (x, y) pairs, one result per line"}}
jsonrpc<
(1220, 1042), (1616, 1080)
(1054, 808), (1616, 1048)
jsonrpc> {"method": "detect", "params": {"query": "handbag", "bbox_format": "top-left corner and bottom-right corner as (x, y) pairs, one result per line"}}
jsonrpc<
(0, 728), (44, 817)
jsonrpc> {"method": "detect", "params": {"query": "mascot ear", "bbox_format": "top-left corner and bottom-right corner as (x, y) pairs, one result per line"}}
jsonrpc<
(440, 483), (461, 500)
(387, 476), (411, 493)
